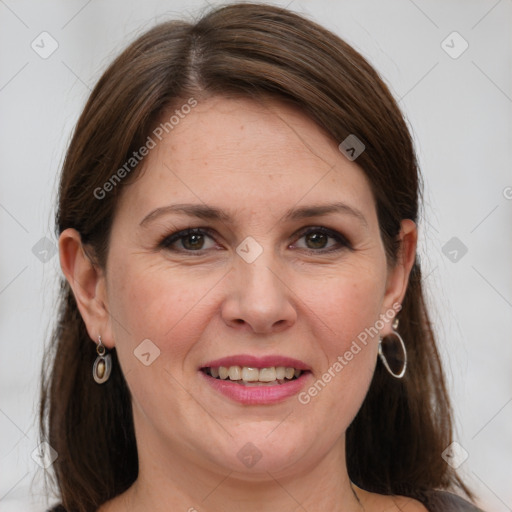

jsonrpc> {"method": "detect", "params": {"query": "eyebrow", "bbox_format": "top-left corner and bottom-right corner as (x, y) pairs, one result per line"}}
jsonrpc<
(139, 201), (368, 228)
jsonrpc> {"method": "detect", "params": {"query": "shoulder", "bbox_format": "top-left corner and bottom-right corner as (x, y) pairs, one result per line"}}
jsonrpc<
(353, 484), (483, 512)
(353, 486), (429, 511)
(417, 490), (485, 512)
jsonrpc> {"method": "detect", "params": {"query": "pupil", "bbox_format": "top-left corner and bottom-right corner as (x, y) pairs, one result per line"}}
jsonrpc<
(306, 232), (327, 249)
(183, 233), (204, 250)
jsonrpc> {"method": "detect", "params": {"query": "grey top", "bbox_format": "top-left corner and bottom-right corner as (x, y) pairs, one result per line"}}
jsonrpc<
(419, 490), (485, 511)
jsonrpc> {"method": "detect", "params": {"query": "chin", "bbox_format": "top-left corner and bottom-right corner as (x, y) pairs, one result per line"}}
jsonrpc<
(206, 424), (322, 478)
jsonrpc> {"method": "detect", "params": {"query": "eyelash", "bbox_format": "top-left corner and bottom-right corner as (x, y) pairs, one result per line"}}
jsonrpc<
(158, 226), (352, 255)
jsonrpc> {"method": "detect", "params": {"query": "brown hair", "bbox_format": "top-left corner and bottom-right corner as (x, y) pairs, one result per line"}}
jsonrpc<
(40, 3), (473, 510)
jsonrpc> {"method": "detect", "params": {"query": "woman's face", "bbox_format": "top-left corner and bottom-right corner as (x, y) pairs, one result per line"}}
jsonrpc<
(97, 96), (414, 478)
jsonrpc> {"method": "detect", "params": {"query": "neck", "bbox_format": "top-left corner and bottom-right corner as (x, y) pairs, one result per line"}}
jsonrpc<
(110, 432), (364, 512)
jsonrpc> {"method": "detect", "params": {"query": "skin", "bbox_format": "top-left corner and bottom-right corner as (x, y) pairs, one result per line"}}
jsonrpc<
(60, 96), (425, 511)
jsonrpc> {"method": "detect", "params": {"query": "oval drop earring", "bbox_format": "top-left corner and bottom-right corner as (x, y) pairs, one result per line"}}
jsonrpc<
(93, 335), (112, 384)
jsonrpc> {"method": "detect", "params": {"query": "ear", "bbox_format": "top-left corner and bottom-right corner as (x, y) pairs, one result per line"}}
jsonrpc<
(381, 219), (417, 336)
(58, 228), (115, 348)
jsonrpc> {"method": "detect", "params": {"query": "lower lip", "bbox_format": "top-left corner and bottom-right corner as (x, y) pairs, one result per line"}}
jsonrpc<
(199, 371), (311, 405)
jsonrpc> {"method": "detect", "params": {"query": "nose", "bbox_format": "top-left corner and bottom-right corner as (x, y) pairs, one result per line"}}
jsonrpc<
(221, 253), (297, 334)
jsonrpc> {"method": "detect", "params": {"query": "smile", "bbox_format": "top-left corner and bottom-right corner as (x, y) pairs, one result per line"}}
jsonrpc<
(202, 366), (304, 386)
(199, 355), (312, 405)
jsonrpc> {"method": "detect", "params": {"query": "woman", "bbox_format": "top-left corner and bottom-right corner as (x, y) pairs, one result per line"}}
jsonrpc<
(40, 3), (484, 511)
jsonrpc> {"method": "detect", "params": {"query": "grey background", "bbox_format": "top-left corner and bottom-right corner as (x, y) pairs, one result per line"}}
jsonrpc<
(0, 0), (510, 510)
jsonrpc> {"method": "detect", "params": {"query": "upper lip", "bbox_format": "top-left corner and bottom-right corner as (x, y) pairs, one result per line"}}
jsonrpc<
(201, 354), (311, 371)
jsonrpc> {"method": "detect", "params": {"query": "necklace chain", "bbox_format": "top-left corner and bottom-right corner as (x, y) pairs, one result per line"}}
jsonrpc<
(350, 482), (366, 511)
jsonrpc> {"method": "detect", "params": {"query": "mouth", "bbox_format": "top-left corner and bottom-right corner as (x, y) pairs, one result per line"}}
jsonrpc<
(199, 355), (312, 405)
(201, 365), (308, 386)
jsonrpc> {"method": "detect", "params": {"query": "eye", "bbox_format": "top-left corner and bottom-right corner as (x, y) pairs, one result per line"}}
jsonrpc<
(158, 226), (351, 255)
(292, 226), (351, 253)
(159, 228), (218, 252)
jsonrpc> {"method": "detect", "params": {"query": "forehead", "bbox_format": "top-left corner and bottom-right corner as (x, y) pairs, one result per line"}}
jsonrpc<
(117, 96), (375, 222)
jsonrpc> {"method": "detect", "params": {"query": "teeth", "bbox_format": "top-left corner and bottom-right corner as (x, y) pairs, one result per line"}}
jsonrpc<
(228, 366), (242, 380)
(284, 367), (295, 379)
(241, 367), (259, 382)
(259, 367), (276, 382)
(207, 366), (303, 383)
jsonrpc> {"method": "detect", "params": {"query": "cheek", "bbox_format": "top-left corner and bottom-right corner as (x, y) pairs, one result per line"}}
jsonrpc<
(295, 264), (385, 423)
(300, 261), (386, 350)
(107, 257), (222, 373)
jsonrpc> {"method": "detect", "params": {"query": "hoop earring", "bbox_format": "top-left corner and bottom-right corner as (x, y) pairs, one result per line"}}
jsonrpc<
(378, 318), (407, 379)
(93, 335), (112, 384)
